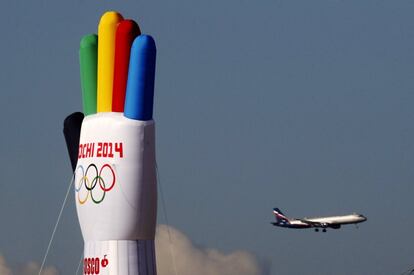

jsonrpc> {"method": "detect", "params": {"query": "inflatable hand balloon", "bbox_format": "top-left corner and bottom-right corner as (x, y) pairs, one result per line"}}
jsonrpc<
(63, 11), (157, 275)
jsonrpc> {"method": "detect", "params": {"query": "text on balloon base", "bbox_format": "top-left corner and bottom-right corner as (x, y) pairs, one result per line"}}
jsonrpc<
(84, 255), (109, 274)
(78, 142), (123, 159)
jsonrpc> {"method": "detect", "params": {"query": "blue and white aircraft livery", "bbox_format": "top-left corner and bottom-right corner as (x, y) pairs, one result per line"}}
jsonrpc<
(271, 208), (367, 232)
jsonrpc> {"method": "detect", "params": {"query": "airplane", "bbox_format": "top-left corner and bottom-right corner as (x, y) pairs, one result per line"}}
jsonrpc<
(271, 208), (367, 232)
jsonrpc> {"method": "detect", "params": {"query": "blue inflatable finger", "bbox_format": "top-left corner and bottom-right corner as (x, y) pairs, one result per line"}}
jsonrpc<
(124, 35), (157, 120)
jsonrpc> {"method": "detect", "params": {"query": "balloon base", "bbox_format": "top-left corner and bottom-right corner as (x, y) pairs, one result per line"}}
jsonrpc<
(83, 240), (156, 275)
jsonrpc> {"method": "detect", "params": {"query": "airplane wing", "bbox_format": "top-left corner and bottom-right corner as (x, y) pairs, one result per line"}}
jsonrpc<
(299, 219), (324, 227)
(298, 219), (341, 229)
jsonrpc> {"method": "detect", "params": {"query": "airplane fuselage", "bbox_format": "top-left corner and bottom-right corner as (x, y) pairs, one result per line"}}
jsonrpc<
(271, 208), (367, 231)
(304, 214), (367, 226)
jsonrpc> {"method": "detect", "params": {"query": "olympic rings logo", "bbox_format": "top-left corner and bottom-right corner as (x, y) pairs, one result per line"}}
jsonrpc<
(75, 164), (116, 204)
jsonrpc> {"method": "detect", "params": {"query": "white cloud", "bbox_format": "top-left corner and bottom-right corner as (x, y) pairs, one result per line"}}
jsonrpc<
(1, 225), (263, 275)
(0, 255), (12, 275)
(0, 254), (58, 275)
(156, 224), (263, 275)
(17, 261), (58, 275)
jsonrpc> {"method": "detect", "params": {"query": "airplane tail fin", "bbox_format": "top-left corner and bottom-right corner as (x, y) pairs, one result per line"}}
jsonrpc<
(273, 208), (290, 224)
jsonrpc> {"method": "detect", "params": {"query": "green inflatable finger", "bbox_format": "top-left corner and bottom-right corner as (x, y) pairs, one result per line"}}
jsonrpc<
(80, 34), (98, 115)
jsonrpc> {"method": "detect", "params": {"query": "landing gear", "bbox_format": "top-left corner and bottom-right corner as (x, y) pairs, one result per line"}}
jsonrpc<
(322, 229), (327, 232)
(315, 229), (319, 232)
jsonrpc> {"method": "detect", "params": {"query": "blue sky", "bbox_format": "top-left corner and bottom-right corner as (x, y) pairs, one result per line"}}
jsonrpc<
(0, 1), (414, 274)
